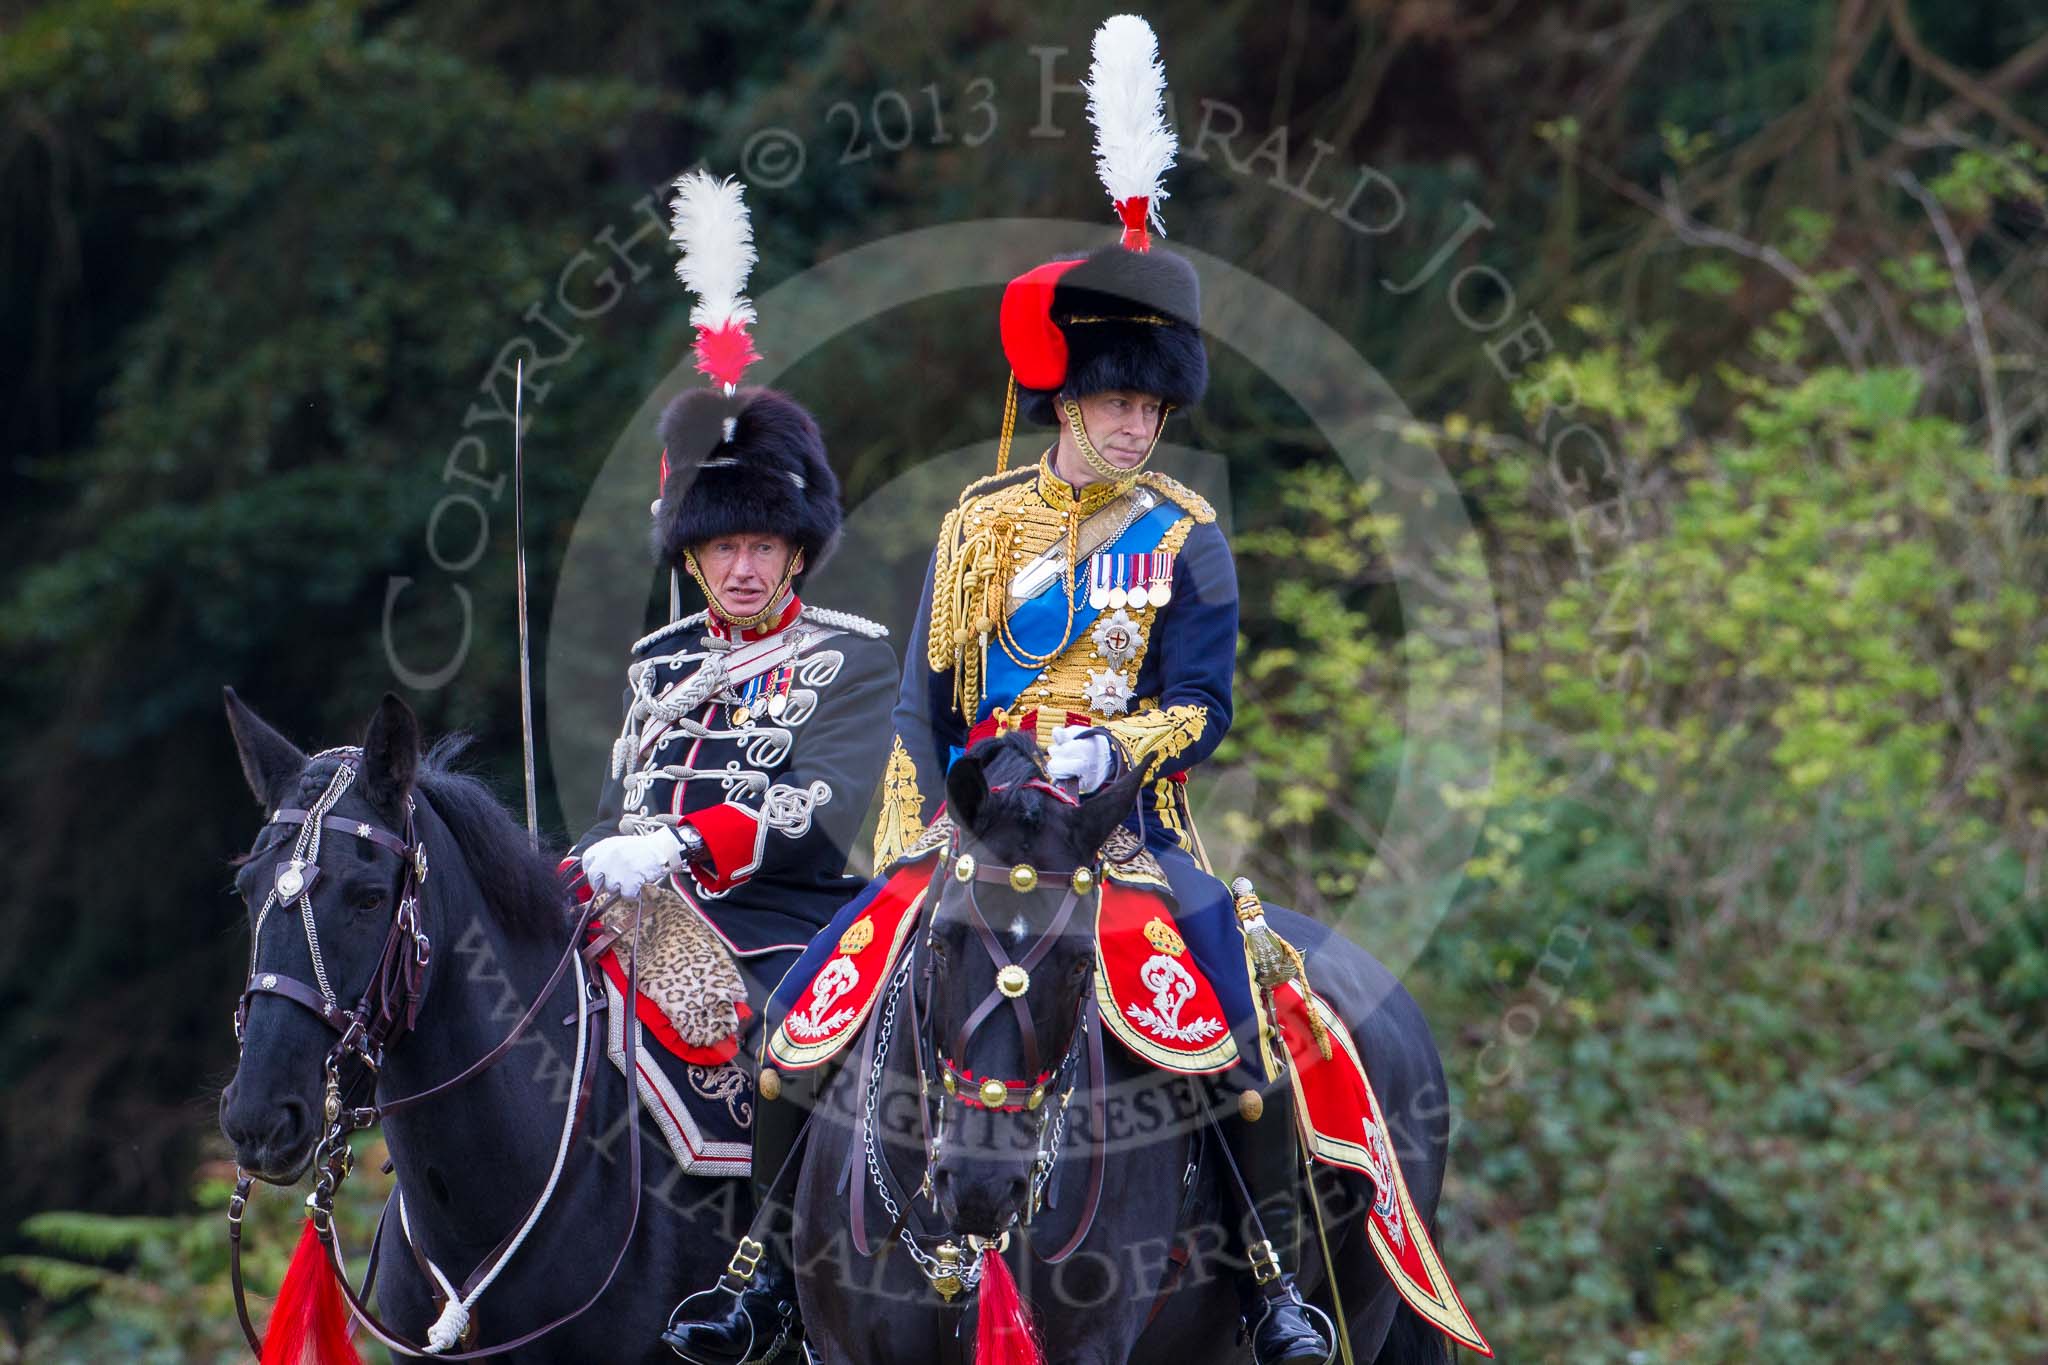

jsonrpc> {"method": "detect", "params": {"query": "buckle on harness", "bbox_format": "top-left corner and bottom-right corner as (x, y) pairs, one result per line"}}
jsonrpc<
(1248, 1238), (1282, 1285)
(725, 1235), (766, 1284)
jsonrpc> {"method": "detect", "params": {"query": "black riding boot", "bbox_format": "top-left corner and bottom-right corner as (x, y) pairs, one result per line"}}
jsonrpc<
(661, 1063), (820, 1365)
(1221, 1074), (1334, 1365)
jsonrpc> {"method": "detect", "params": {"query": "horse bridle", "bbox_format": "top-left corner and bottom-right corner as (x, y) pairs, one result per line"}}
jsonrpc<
(924, 835), (1095, 1119)
(900, 806), (1110, 1269)
(234, 754), (431, 1136)
(225, 750), (647, 1360)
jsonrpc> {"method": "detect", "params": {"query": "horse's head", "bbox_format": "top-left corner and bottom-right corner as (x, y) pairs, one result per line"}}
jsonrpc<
(217, 688), (425, 1182)
(921, 732), (1139, 1238)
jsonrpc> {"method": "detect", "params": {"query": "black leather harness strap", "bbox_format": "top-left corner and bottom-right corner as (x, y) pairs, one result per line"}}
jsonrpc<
(267, 806), (417, 860)
(936, 850), (1094, 1108)
(1037, 999), (1109, 1265)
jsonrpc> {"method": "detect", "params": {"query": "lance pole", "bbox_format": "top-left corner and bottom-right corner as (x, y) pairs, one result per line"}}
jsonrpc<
(514, 358), (539, 850)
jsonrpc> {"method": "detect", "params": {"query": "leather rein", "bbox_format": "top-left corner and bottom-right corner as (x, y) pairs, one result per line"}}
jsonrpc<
(226, 753), (645, 1359)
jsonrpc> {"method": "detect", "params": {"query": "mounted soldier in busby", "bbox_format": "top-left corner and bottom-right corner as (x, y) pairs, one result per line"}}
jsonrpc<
(561, 177), (898, 1258)
(669, 17), (1488, 1365)
(567, 170), (896, 1007)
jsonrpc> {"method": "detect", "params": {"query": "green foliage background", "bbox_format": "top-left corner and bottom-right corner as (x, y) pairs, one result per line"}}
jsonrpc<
(3, 0), (2045, 1358)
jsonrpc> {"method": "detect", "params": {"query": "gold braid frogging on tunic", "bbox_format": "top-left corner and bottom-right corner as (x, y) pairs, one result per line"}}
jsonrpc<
(884, 465), (1219, 861)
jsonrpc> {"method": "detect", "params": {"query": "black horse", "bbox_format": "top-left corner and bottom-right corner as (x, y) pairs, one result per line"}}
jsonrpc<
(218, 690), (794, 1362)
(794, 734), (1455, 1365)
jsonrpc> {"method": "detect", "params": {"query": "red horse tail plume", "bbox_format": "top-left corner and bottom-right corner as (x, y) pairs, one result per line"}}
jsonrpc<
(262, 1218), (363, 1365)
(975, 1244), (1043, 1365)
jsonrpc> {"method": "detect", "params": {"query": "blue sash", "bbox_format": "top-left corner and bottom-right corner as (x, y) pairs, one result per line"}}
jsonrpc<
(974, 499), (1183, 724)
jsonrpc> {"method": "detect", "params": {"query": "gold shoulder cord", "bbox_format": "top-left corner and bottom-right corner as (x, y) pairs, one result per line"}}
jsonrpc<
(926, 505), (963, 673)
(994, 373), (1019, 474)
(936, 507), (1014, 716)
(927, 464), (1069, 717)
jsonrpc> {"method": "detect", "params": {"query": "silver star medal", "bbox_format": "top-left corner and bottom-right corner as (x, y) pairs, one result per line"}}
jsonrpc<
(1084, 668), (1136, 716)
(1090, 609), (1141, 671)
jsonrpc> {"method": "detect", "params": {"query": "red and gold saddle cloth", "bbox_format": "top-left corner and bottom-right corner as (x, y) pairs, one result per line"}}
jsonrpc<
(765, 830), (1489, 1355)
(765, 861), (933, 1071)
(1274, 981), (1492, 1355)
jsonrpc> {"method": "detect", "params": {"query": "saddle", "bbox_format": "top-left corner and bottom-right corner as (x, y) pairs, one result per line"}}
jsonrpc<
(767, 838), (1491, 1353)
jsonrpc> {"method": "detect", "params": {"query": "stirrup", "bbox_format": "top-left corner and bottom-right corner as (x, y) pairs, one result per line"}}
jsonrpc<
(661, 1237), (795, 1365)
(662, 1286), (795, 1365)
(1248, 1291), (1337, 1365)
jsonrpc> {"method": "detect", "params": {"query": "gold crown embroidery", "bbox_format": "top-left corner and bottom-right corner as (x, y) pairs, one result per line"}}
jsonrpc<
(1144, 916), (1187, 957)
(838, 916), (876, 955)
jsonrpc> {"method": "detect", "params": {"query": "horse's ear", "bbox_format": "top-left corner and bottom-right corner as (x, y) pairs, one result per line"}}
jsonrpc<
(945, 747), (992, 833)
(1071, 766), (1145, 860)
(360, 693), (421, 820)
(223, 686), (307, 809)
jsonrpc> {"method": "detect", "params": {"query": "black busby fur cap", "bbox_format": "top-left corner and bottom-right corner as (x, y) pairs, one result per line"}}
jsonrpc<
(1019, 243), (1208, 425)
(652, 386), (842, 580)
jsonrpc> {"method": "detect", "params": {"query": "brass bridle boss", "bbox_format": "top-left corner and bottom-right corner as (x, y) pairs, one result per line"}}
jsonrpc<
(931, 843), (1096, 1114)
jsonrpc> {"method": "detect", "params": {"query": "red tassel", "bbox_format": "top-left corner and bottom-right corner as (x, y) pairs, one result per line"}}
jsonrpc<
(692, 321), (762, 390)
(262, 1218), (364, 1365)
(1114, 197), (1152, 251)
(975, 1245), (1043, 1365)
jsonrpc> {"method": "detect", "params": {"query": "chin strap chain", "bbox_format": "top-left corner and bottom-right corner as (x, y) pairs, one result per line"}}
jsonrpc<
(1061, 397), (1172, 483)
(683, 550), (805, 632)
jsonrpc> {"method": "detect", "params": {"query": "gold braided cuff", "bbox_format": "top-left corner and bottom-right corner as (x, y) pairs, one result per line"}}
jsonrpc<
(1103, 704), (1208, 781)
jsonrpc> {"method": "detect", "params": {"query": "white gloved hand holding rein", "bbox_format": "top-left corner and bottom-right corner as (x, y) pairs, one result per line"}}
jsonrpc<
(581, 826), (702, 899)
(1047, 726), (1116, 794)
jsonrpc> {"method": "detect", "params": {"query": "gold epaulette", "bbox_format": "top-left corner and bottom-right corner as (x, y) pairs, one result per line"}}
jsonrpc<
(1137, 471), (1216, 524)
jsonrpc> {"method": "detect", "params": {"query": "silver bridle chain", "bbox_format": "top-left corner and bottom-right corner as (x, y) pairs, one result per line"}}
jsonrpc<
(242, 753), (427, 1030)
(861, 955), (978, 1291)
(859, 943), (1086, 1295)
(247, 759), (357, 1010)
(1028, 1012), (1087, 1215)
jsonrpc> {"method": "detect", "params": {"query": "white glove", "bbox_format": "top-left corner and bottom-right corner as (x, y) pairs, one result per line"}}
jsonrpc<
(1047, 726), (1115, 794)
(581, 829), (689, 899)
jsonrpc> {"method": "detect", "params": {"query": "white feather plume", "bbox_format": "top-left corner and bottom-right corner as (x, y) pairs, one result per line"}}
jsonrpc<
(1086, 14), (1176, 232)
(668, 170), (757, 331)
